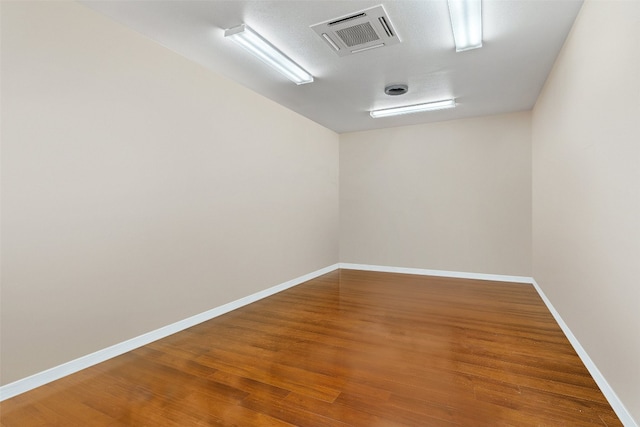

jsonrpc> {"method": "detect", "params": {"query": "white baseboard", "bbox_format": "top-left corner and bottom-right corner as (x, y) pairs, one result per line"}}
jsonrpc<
(0, 263), (340, 402)
(531, 279), (637, 427)
(339, 262), (534, 284)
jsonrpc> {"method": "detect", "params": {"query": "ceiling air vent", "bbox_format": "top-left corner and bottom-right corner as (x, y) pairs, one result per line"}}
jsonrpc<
(310, 5), (400, 57)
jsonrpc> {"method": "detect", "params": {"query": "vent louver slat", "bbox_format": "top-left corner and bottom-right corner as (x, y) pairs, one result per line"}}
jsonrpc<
(378, 16), (394, 37)
(328, 12), (366, 26)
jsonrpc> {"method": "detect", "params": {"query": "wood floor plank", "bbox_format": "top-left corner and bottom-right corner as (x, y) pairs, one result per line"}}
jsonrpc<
(281, 392), (405, 427)
(0, 269), (622, 426)
(240, 393), (351, 427)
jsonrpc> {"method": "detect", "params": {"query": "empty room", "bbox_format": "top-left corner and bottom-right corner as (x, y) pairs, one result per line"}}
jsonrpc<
(1, 0), (638, 425)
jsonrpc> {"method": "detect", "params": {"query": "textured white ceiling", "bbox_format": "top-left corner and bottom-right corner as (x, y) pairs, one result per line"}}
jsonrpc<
(81, 0), (583, 133)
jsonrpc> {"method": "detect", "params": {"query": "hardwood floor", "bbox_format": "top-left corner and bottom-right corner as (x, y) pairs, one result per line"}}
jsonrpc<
(0, 269), (622, 426)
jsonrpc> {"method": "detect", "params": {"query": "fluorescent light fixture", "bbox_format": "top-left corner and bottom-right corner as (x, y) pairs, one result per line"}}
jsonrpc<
(224, 24), (313, 85)
(447, 0), (482, 52)
(370, 99), (456, 118)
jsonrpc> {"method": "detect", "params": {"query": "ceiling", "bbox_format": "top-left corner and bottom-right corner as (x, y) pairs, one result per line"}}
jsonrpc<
(81, 0), (584, 134)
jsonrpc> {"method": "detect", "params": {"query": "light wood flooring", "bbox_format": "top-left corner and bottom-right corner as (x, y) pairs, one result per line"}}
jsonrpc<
(0, 269), (622, 426)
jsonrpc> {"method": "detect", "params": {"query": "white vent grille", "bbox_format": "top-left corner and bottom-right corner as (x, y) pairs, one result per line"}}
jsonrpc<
(337, 23), (379, 47)
(310, 5), (400, 57)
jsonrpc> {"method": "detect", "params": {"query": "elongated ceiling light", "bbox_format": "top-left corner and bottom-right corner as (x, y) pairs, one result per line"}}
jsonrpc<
(370, 99), (456, 118)
(224, 24), (313, 85)
(447, 0), (482, 52)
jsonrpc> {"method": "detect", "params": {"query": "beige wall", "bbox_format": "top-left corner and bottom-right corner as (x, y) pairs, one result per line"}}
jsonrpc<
(532, 0), (640, 422)
(0, 1), (339, 385)
(340, 112), (532, 277)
